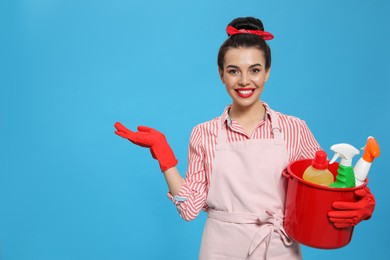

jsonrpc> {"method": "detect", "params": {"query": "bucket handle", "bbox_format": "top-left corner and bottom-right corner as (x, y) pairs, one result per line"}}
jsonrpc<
(282, 169), (292, 179)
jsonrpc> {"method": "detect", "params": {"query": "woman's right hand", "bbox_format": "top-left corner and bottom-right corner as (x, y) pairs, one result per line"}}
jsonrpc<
(114, 122), (178, 172)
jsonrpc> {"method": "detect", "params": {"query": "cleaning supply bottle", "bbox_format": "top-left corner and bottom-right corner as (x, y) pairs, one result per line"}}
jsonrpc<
(354, 136), (380, 186)
(329, 143), (360, 188)
(303, 150), (334, 186)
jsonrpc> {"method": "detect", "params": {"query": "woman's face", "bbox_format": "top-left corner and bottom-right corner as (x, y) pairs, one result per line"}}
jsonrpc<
(219, 47), (270, 109)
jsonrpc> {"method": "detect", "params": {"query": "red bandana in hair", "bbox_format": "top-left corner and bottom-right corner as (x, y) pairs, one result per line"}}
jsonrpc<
(226, 25), (274, 40)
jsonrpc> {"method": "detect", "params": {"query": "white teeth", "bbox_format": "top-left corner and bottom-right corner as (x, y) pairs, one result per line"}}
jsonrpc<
(237, 89), (253, 94)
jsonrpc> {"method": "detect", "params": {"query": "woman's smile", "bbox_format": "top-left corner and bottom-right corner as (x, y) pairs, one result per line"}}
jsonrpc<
(235, 88), (256, 98)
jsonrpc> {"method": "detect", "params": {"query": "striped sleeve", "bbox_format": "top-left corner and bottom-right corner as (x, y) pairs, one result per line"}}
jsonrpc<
(278, 113), (322, 162)
(297, 119), (322, 159)
(167, 125), (209, 221)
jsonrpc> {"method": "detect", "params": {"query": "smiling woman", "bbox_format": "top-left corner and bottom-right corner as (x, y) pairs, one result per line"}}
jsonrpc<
(114, 16), (376, 260)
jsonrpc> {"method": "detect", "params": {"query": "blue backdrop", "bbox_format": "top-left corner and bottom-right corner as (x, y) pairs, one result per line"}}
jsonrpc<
(1, 0), (389, 259)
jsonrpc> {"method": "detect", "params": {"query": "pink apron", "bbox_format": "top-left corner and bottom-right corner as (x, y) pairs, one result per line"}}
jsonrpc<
(199, 110), (301, 260)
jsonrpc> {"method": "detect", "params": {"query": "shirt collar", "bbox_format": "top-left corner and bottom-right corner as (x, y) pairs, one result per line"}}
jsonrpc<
(221, 101), (272, 127)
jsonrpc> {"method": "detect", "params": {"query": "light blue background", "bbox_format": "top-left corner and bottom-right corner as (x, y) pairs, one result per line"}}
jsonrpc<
(1, 0), (389, 259)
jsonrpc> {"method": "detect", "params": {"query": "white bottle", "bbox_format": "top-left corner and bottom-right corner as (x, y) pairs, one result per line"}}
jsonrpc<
(354, 136), (380, 186)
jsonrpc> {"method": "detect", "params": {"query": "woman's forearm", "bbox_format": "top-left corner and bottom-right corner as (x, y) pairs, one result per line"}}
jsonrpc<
(163, 167), (183, 196)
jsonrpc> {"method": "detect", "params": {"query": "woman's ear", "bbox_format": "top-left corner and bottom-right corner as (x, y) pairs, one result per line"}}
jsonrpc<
(218, 68), (225, 84)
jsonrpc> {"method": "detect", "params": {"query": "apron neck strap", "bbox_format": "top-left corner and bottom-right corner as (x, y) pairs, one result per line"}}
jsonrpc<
(269, 110), (284, 143)
(217, 115), (228, 145)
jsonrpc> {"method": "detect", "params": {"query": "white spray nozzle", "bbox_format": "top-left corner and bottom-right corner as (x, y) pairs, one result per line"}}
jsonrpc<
(329, 143), (360, 166)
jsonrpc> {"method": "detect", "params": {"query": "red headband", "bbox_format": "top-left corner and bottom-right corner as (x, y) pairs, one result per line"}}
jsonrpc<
(226, 25), (274, 41)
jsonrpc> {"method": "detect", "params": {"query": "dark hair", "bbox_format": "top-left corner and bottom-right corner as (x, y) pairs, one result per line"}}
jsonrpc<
(217, 17), (272, 70)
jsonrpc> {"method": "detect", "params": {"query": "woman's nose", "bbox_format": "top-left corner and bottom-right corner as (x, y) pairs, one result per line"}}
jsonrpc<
(238, 73), (250, 86)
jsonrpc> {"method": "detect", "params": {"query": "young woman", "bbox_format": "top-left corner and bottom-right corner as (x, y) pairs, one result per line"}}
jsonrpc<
(114, 17), (375, 259)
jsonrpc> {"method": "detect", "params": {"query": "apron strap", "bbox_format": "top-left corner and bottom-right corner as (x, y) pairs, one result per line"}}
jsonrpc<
(269, 110), (284, 145)
(208, 209), (293, 258)
(217, 115), (227, 147)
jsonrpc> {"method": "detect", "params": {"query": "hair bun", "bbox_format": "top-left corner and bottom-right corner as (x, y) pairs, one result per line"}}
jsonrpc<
(228, 17), (265, 32)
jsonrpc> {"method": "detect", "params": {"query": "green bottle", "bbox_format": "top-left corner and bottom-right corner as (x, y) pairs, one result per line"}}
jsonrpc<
(328, 143), (360, 188)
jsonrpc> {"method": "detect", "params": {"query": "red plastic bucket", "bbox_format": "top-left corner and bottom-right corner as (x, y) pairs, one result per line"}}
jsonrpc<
(283, 159), (366, 249)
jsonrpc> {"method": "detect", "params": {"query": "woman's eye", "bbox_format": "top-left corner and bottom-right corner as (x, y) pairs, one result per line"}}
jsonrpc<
(228, 69), (238, 74)
(251, 68), (261, 73)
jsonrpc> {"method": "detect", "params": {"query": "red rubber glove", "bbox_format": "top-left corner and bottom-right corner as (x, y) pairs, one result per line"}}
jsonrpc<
(328, 186), (375, 228)
(114, 122), (178, 172)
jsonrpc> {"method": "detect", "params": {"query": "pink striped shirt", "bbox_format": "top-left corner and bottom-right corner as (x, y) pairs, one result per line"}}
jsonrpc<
(168, 102), (321, 221)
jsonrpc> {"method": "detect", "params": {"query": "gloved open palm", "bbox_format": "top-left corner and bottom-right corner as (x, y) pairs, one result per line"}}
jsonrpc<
(114, 122), (178, 172)
(328, 186), (375, 228)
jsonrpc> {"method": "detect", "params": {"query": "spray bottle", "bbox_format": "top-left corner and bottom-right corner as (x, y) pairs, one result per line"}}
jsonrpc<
(329, 143), (360, 188)
(354, 136), (380, 186)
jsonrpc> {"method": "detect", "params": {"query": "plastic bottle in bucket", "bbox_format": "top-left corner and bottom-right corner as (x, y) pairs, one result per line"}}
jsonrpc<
(354, 136), (380, 186)
(329, 143), (360, 188)
(302, 150), (334, 186)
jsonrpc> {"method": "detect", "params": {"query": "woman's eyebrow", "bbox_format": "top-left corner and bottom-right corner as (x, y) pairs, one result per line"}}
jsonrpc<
(226, 65), (239, 69)
(249, 63), (263, 68)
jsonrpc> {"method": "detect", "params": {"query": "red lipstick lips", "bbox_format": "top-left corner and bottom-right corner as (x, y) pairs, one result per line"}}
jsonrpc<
(235, 88), (255, 98)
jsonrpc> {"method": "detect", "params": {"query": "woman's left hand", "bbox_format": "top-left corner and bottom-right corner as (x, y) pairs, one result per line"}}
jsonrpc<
(328, 186), (376, 228)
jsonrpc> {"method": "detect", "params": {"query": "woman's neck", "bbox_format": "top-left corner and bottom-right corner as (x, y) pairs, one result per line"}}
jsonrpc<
(229, 101), (265, 135)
